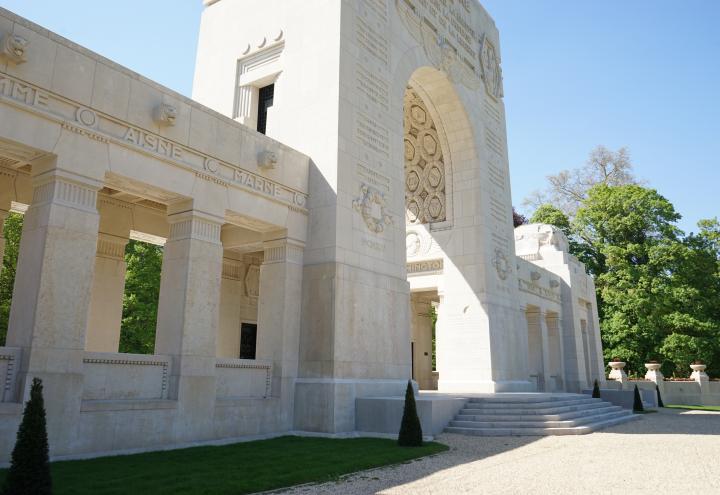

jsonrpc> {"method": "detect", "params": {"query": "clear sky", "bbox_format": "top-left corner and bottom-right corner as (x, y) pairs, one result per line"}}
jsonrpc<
(1, 0), (718, 233)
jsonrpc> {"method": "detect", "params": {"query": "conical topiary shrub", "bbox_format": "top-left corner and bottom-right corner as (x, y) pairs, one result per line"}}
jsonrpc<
(656, 384), (665, 408)
(632, 384), (645, 413)
(3, 377), (52, 495)
(398, 380), (423, 447)
(592, 379), (601, 399)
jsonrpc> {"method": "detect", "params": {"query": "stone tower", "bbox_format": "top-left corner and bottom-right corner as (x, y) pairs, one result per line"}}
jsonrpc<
(193, 0), (532, 432)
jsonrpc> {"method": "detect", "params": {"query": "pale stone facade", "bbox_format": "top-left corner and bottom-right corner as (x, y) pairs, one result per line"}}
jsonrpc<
(0, 1), (603, 460)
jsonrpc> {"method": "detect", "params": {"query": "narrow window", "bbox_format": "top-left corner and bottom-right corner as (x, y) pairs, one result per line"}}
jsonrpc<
(239, 322), (258, 360)
(256, 84), (274, 134)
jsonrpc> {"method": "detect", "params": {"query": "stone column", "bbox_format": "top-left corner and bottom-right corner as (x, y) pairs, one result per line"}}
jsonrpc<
(644, 362), (665, 403)
(538, 311), (552, 392)
(85, 197), (133, 352)
(6, 168), (101, 454)
(85, 233), (130, 352)
(154, 204), (223, 441)
(257, 236), (304, 428)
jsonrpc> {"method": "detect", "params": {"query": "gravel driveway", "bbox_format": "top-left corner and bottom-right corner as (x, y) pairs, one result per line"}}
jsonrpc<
(277, 408), (720, 494)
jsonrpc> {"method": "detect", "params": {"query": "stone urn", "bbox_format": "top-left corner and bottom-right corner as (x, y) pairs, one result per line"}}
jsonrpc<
(645, 362), (664, 383)
(608, 361), (627, 382)
(690, 363), (709, 382)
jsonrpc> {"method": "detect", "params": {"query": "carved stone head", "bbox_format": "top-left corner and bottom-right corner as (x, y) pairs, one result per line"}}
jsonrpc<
(153, 103), (178, 127)
(1, 33), (29, 64)
(258, 150), (278, 170)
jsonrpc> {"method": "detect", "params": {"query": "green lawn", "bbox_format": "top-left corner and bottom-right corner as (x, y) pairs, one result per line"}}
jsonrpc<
(665, 404), (720, 412)
(0, 436), (448, 495)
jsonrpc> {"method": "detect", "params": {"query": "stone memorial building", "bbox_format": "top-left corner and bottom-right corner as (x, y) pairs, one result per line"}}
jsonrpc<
(0, 0), (606, 460)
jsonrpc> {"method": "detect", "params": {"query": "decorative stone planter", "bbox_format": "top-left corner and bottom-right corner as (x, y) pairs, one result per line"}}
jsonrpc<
(644, 363), (664, 383)
(690, 364), (709, 382)
(608, 361), (627, 383)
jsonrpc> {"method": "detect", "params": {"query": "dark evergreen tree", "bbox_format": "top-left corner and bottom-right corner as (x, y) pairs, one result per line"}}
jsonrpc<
(632, 385), (645, 413)
(592, 379), (601, 399)
(397, 381), (422, 447)
(3, 377), (52, 495)
(656, 384), (665, 408)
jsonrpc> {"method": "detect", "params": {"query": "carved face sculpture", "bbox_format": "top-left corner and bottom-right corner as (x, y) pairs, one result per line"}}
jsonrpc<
(161, 105), (177, 125)
(2, 34), (29, 63)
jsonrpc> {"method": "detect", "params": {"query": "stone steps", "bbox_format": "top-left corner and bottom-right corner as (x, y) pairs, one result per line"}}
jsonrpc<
(456, 404), (621, 422)
(444, 393), (640, 436)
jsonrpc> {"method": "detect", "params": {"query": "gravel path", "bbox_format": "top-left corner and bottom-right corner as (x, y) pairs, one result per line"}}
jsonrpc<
(277, 409), (720, 494)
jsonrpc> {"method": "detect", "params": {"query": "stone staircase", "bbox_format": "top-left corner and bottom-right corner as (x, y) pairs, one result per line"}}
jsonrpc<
(444, 393), (640, 436)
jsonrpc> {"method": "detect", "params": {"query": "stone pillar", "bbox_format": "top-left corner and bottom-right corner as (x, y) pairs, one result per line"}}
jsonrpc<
(154, 204), (223, 441)
(85, 233), (130, 352)
(608, 361), (628, 383)
(690, 364), (710, 406)
(85, 197), (133, 352)
(257, 236), (304, 428)
(645, 362), (665, 403)
(538, 311), (552, 392)
(6, 168), (101, 455)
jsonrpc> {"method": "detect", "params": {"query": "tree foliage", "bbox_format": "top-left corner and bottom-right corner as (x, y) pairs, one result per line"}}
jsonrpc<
(524, 145), (639, 218)
(0, 213), (22, 346)
(3, 377), (52, 495)
(533, 177), (720, 378)
(120, 240), (163, 354)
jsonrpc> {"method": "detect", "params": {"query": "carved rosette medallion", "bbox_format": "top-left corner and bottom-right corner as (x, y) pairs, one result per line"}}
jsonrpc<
(480, 35), (504, 99)
(492, 248), (510, 280)
(404, 87), (446, 225)
(353, 183), (393, 234)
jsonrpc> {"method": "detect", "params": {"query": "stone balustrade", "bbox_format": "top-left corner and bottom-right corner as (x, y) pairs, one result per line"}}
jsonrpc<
(0, 346), (20, 402)
(215, 358), (273, 399)
(82, 352), (171, 401)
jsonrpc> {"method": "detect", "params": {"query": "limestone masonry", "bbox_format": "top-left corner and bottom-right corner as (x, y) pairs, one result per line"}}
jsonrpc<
(0, 1), (604, 460)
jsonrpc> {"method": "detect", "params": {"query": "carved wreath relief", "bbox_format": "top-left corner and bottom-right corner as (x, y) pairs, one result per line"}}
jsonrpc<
(404, 87), (446, 225)
(353, 183), (393, 233)
(480, 35), (503, 99)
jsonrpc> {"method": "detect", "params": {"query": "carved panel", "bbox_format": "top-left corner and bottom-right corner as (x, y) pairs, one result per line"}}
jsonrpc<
(404, 87), (446, 225)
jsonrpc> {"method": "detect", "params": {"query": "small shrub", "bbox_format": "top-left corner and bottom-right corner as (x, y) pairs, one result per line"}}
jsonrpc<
(632, 385), (644, 413)
(592, 379), (601, 399)
(398, 381), (423, 447)
(656, 384), (665, 408)
(3, 377), (52, 495)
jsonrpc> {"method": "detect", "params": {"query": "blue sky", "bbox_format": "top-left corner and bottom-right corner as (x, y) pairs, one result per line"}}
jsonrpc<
(2, 0), (718, 233)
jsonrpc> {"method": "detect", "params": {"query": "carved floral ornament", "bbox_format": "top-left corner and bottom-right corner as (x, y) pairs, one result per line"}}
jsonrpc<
(353, 183), (393, 234)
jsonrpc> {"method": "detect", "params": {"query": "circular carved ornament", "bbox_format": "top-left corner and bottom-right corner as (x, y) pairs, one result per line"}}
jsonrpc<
(406, 232), (421, 258)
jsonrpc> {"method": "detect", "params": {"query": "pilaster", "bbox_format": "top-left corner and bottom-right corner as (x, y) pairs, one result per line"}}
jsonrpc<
(257, 236), (304, 428)
(6, 168), (101, 455)
(539, 311), (552, 393)
(154, 204), (223, 441)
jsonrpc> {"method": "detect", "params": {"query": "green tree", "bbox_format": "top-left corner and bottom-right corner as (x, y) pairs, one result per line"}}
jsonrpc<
(0, 213), (22, 346)
(574, 185), (720, 375)
(3, 377), (52, 495)
(120, 240), (163, 354)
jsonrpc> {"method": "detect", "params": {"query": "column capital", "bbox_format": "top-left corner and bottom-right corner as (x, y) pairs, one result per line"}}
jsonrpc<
(167, 207), (223, 245)
(96, 232), (129, 261)
(262, 237), (304, 265)
(30, 168), (102, 214)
